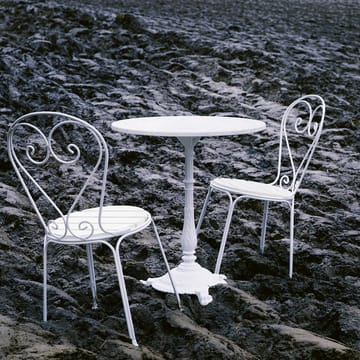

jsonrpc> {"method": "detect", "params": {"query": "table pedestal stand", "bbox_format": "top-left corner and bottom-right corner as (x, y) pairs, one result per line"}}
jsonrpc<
(143, 137), (226, 305)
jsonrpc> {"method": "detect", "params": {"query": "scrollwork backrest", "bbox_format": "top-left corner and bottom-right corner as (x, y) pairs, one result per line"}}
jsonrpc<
(273, 95), (325, 193)
(7, 111), (110, 241)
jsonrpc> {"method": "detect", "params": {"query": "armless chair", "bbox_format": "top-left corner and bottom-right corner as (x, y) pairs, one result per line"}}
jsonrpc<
(196, 95), (326, 278)
(7, 111), (181, 346)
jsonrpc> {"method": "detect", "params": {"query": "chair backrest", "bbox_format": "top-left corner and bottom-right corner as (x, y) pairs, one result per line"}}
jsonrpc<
(272, 94), (325, 194)
(7, 111), (110, 240)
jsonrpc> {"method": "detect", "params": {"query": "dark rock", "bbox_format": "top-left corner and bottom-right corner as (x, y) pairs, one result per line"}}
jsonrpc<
(0, 0), (359, 358)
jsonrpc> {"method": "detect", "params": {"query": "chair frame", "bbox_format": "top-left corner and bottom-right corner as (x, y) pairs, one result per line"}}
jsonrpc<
(197, 94), (326, 278)
(7, 111), (181, 346)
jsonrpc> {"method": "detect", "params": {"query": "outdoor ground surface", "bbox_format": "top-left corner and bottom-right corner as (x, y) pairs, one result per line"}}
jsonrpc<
(0, 0), (359, 358)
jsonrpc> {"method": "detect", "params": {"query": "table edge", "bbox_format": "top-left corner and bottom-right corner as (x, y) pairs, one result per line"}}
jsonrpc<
(111, 116), (266, 137)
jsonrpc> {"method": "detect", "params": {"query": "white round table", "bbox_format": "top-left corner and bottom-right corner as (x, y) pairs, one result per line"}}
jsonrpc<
(111, 116), (266, 305)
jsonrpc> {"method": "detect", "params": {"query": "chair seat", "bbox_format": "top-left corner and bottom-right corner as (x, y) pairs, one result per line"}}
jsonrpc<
(211, 177), (294, 201)
(48, 205), (151, 241)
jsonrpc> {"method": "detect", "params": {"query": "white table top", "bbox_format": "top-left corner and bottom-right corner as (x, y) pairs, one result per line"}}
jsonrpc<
(111, 116), (266, 137)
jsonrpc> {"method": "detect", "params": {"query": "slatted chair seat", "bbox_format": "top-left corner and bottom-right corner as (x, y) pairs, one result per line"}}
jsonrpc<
(211, 178), (294, 201)
(48, 206), (151, 241)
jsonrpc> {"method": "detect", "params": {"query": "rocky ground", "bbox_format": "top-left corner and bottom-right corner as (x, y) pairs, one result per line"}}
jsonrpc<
(0, 0), (359, 358)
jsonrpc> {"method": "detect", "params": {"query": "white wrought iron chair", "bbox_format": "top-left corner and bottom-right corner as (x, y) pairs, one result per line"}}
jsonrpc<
(196, 95), (326, 278)
(7, 111), (181, 346)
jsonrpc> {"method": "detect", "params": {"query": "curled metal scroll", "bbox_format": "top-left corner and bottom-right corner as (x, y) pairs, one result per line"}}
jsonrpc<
(8, 112), (113, 242)
(273, 95), (325, 193)
(293, 101), (322, 137)
(279, 174), (291, 190)
(12, 123), (51, 165)
(48, 121), (82, 164)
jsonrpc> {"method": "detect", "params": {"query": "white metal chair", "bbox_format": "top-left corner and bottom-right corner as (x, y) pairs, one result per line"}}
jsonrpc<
(7, 111), (181, 346)
(196, 95), (326, 278)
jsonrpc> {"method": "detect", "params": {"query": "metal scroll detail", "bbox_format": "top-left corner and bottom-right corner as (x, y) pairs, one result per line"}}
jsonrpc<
(273, 95), (326, 193)
(7, 112), (111, 241)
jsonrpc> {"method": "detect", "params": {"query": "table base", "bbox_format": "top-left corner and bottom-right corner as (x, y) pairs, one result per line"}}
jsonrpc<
(142, 262), (227, 305)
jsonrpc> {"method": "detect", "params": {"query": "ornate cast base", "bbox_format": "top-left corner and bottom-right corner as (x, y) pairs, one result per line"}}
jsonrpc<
(142, 261), (227, 305)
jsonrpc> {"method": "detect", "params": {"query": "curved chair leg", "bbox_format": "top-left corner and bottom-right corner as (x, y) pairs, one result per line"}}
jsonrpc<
(214, 197), (236, 274)
(86, 244), (98, 309)
(151, 220), (183, 311)
(196, 187), (213, 234)
(43, 237), (48, 322)
(289, 200), (295, 279)
(260, 200), (269, 254)
(112, 247), (138, 347)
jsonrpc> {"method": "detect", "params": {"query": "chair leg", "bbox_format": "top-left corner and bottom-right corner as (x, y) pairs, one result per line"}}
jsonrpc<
(112, 247), (138, 347)
(289, 200), (295, 279)
(196, 187), (213, 234)
(43, 238), (48, 322)
(151, 220), (182, 311)
(214, 198), (236, 274)
(260, 200), (269, 254)
(86, 244), (98, 309)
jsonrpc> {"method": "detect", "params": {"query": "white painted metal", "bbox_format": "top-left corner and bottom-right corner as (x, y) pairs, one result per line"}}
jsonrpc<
(111, 115), (266, 137)
(196, 95), (326, 278)
(7, 111), (181, 346)
(112, 115), (266, 304)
